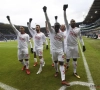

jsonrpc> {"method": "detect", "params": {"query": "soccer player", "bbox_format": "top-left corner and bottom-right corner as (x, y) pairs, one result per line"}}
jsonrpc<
(28, 18), (38, 67)
(55, 16), (67, 59)
(6, 16), (31, 75)
(63, 4), (86, 78)
(27, 19), (46, 74)
(55, 16), (67, 67)
(43, 6), (70, 86)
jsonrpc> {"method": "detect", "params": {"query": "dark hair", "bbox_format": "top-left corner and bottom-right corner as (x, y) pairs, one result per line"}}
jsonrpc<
(54, 22), (60, 27)
(36, 25), (40, 28)
(70, 19), (75, 23)
(54, 22), (60, 33)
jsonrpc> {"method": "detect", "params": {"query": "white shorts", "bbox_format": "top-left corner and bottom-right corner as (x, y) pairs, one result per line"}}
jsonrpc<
(35, 48), (43, 56)
(66, 45), (79, 59)
(52, 50), (64, 62)
(18, 48), (29, 60)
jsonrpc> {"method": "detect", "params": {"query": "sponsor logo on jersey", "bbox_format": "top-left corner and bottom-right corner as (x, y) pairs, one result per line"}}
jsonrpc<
(35, 36), (41, 40)
(19, 37), (25, 41)
(70, 31), (77, 37)
(54, 34), (63, 41)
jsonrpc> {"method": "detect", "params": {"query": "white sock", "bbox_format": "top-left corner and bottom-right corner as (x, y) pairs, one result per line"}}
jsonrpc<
(34, 58), (37, 62)
(25, 61), (29, 69)
(54, 62), (59, 72)
(73, 61), (77, 73)
(46, 39), (48, 45)
(42, 58), (45, 66)
(40, 58), (44, 69)
(59, 65), (65, 81)
(51, 56), (54, 63)
(20, 60), (26, 66)
(51, 56), (53, 60)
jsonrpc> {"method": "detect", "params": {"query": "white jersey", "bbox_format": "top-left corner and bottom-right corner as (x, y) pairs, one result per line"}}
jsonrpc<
(67, 26), (81, 46)
(50, 30), (64, 51)
(49, 29), (61, 46)
(17, 33), (29, 49)
(27, 23), (46, 49)
(34, 32), (46, 49)
(9, 21), (29, 49)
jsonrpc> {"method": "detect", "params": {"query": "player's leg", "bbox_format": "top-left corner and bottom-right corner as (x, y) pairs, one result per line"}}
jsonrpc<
(19, 59), (26, 70)
(33, 52), (38, 66)
(25, 59), (30, 75)
(18, 49), (26, 70)
(23, 49), (30, 75)
(72, 46), (80, 78)
(52, 51), (59, 76)
(65, 46), (71, 70)
(73, 58), (80, 78)
(73, 58), (77, 74)
(54, 61), (59, 76)
(36, 49), (44, 74)
(58, 52), (70, 86)
(50, 45), (54, 67)
(51, 56), (54, 67)
(33, 47), (38, 66)
(66, 59), (70, 70)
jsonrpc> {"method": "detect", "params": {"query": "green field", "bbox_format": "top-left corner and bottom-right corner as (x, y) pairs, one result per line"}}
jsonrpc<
(0, 37), (100, 90)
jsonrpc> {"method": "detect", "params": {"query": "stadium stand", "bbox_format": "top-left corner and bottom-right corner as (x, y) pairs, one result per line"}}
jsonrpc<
(0, 21), (50, 41)
(80, 0), (100, 39)
(0, 21), (82, 41)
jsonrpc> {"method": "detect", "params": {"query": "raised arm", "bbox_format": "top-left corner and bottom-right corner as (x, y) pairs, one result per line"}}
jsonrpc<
(45, 21), (49, 33)
(55, 16), (58, 23)
(43, 6), (54, 33)
(6, 16), (19, 35)
(27, 18), (36, 37)
(78, 30), (86, 52)
(63, 4), (69, 30)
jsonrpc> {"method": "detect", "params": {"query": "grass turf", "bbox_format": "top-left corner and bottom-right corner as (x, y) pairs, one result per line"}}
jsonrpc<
(0, 37), (100, 90)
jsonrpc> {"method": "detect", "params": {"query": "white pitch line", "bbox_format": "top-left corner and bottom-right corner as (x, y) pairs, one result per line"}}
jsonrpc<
(0, 82), (19, 90)
(70, 81), (92, 86)
(78, 42), (96, 90)
(59, 81), (94, 90)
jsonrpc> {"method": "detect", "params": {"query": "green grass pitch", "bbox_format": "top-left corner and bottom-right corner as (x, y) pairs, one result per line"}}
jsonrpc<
(0, 37), (100, 90)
